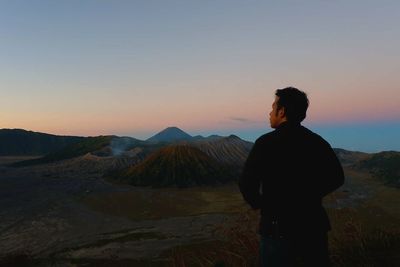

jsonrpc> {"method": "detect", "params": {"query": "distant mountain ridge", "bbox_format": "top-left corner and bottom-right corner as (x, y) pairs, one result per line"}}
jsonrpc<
(2, 127), (399, 189)
(12, 135), (116, 167)
(2, 127), (253, 187)
(146, 127), (226, 143)
(0, 129), (83, 156)
(147, 127), (193, 143)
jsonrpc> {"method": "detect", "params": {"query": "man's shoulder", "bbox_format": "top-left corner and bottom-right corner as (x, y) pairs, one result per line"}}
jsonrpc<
(255, 130), (277, 143)
(301, 126), (332, 148)
(257, 131), (275, 139)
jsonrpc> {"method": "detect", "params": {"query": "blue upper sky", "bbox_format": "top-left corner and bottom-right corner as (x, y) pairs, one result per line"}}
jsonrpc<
(1, 1), (399, 153)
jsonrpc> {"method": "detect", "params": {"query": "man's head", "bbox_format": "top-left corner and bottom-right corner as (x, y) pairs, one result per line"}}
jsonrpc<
(269, 87), (309, 128)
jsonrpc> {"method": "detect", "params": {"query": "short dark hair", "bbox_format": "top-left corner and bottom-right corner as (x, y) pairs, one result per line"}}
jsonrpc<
(275, 87), (309, 123)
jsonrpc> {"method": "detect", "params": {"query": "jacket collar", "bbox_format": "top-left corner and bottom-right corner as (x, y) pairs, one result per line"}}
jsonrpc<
(276, 121), (301, 130)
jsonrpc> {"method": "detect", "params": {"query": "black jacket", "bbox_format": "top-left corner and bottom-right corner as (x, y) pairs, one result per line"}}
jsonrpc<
(239, 121), (344, 236)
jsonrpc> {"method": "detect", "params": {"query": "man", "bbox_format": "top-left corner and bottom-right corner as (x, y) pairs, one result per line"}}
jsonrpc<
(239, 87), (344, 267)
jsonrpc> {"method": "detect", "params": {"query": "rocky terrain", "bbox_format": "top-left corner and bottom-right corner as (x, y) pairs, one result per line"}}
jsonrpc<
(0, 157), (242, 266)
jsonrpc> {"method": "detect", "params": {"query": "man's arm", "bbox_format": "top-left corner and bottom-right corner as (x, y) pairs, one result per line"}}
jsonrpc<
(238, 140), (263, 209)
(319, 141), (345, 197)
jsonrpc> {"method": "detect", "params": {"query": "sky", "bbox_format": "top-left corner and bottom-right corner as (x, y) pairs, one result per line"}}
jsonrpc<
(1, 1), (399, 152)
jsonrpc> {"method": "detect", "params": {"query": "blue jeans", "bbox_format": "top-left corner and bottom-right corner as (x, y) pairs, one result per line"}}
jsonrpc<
(259, 233), (330, 267)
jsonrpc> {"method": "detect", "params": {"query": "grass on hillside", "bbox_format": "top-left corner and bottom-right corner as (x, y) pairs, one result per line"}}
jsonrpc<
(3, 204), (398, 267)
(165, 191), (400, 267)
(358, 152), (400, 187)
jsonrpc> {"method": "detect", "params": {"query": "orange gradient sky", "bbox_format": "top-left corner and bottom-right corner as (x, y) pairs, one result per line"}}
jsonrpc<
(1, 1), (399, 151)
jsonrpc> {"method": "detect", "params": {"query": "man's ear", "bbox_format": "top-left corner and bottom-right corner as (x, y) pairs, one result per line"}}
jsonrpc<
(278, 107), (286, 118)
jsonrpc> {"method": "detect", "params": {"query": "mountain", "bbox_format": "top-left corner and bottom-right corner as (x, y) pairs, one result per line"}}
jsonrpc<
(193, 135), (253, 167)
(146, 127), (193, 143)
(356, 151), (400, 187)
(10, 127), (399, 190)
(332, 148), (400, 188)
(333, 148), (371, 166)
(108, 134), (252, 188)
(110, 144), (235, 188)
(0, 129), (83, 156)
(192, 134), (224, 141)
(12, 136), (146, 167)
(11, 136), (115, 166)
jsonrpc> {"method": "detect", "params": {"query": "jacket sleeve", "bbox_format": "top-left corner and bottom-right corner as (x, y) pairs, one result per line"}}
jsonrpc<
(318, 140), (345, 197)
(238, 140), (262, 209)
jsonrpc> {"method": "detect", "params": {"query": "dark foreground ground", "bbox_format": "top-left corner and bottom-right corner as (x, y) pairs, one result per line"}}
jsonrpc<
(0, 157), (245, 266)
(0, 157), (399, 266)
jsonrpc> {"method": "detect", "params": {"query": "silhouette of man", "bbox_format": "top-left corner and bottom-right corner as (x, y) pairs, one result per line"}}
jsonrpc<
(239, 87), (344, 267)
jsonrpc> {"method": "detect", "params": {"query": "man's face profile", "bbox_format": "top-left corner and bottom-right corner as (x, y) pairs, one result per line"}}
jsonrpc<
(269, 96), (286, 129)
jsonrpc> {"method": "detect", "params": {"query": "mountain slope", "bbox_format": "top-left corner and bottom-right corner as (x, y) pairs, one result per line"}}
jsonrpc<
(193, 135), (253, 167)
(111, 144), (235, 187)
(146, 127), (193, 143)
(12, 135), (149, 167)
(0, 129), (83, 156)
(356, 151), (400, 187)
(11, 136), (115, 166)
(333, 148), (371, 166)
